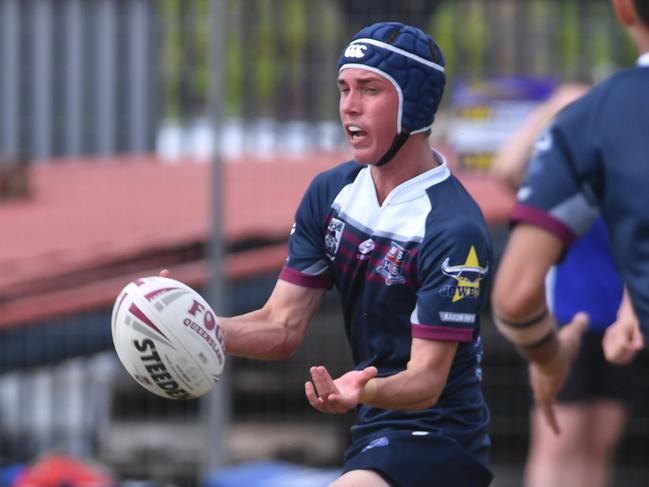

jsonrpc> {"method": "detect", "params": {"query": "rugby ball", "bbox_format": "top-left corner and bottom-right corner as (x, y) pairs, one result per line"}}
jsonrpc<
(111, 276), (225, 400)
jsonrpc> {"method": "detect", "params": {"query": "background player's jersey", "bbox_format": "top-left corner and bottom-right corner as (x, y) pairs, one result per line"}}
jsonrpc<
(279, 152), (492, 461)
(511, 61), (649, 336)
(547, 217), (623, 332)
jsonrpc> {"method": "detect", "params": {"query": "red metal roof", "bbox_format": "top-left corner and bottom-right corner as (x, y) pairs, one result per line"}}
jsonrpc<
(0, 151), (515, 328)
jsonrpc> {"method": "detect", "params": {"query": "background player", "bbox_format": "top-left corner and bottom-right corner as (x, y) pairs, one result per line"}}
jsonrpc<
(168, 22), (494, 487)
(491, 84), (636, 487)
(491, 0), (648, 435)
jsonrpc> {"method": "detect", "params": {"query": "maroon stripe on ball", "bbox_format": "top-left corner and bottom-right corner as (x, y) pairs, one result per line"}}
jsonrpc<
(129, 303), (168, 339)
(144, 287), (182, 301)
(113, 292), (127, 326)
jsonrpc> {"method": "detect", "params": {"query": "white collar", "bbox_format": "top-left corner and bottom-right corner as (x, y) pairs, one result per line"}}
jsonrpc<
(637, 52), (649, 66)
(365, 148), (451, 207)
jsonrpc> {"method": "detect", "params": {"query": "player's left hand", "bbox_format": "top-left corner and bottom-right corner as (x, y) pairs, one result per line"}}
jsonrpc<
(602, 291), (644, 365)
(305, 365), (377, 414)
(602, 315), (644, 365)
(529, 312), (588, 435)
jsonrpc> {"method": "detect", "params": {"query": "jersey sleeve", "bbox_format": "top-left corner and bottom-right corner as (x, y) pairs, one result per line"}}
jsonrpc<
(412, 220), (492, 343)
(510, 104), (600, 246)
(278, 175), (333, 289)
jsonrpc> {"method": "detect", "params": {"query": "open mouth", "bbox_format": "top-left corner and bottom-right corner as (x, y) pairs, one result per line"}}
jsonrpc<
(347, 125), (368, 140)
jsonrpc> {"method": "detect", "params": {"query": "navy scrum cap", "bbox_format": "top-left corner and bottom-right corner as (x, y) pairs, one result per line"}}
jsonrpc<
(338, 22), (446, 134)
(338, 22), (446, 166)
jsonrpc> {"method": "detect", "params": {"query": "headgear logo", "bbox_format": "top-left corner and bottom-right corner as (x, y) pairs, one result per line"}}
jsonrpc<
(441, 246), (489, 303)
(344, 44), (367, 59)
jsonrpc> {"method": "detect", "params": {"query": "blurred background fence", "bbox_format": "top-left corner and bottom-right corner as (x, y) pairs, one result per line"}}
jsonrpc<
(0, 1), (647, 487)
(0, 0), (636, 161)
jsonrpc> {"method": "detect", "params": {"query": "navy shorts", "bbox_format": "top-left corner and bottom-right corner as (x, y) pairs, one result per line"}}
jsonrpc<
(342, 430), (493, 487)
(557, 330), (637, 403)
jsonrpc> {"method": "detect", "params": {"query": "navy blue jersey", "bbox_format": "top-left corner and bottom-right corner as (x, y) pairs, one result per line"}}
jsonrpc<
(280, 151), (492, 462)
(548, 217), (623, 332)
(511, 59), (649, 336)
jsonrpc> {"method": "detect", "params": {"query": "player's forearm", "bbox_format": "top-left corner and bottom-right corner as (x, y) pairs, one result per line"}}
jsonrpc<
(218, 280), (323, 361)
(493, 307), (562, 371)
(492, 278), (561, 368)
(492, 296), (565, 373)
(218, 309), (304, 361)
(360, 368), (446, 411)
(491, 235), (561, 367)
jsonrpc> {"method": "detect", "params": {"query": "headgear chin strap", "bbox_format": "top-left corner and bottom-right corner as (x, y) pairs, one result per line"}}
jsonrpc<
(376, 130), (411, 167)
(338, 22), (446, 166)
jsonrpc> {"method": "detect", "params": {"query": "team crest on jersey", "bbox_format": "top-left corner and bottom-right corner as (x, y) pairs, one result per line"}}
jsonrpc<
(325, 218), (345, 260)
(376, 241), (407, 285)
(440, 245), (489, 303)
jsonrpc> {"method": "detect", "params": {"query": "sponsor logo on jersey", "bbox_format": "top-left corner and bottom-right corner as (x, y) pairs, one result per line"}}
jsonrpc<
(377, 241), (407, 285)
(344, 44), (367, 59)
(361, 436), (389, 453)
(440, 245), (489, 302)
(438, 311), (476, 324)
(533, 128), (553, 154)
(357, 238), (375, 260)
(517, 185), (533, 201)
(325, 218), (345, 260)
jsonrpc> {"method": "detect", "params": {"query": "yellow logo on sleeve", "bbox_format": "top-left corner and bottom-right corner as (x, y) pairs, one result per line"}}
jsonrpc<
(441, 246), (489, 303)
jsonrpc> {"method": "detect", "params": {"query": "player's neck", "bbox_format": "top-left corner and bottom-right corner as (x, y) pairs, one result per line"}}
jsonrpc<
(635, 35), (649, 57)
(370, 136), (438, 205)
(629, 22), (649, 55)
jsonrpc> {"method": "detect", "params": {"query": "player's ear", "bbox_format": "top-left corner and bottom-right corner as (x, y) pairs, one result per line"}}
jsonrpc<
(612, 0), (635, 27)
